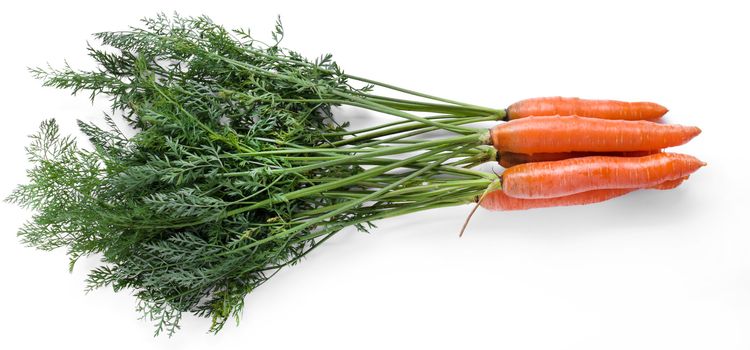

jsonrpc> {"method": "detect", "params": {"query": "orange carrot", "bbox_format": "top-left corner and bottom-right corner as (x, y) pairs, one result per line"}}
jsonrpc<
(490, 116), (700, 154)
(481, 176), (690, 211)
(480, 188), (634, 211)
(501, 153), (705, 199)
(498, 150), (659, 168)
(649, 176), (689, 190)
(506, 96), (668, 121)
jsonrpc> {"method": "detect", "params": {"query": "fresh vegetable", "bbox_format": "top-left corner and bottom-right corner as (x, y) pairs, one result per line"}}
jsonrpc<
(506, 96), (668, 120)
(6, 13), (704, 336)
(481, 176), (689, 211)
(649, 176), (689, 190)
(490, 116), (701, 154)
(501, 153), (705, 199)
(480, 188), (635, 211)
(498, 150), (659, 168)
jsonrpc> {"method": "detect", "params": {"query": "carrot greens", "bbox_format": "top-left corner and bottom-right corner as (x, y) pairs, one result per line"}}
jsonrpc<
(9, 14), (497, 335)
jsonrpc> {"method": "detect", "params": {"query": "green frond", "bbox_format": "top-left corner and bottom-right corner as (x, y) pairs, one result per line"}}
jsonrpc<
(11, 13), (493, 336)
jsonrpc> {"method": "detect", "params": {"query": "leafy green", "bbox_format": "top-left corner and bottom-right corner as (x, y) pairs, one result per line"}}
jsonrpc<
(9, 13), (498, 336)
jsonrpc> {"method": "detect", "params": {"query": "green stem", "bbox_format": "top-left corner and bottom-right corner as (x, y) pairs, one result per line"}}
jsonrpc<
(220, 144), (459, 221)
(365, 95), (502, 117)
(215, 58), (477, 134)
(321, 179), (491, 200)
(221, 134), (483, 176)
(230, 47), (495, 111)
(259, 94), (480, 135)
(343, 74), (481, 108)
(330, 116), (476, 147)
(322, 114), (461, 136)
(334, 114), (497, 148)
(353, 115), (496, 148)
(331, 91), (481, 134)
(292, 192), (481, 244)
(220, 146), (474, 255)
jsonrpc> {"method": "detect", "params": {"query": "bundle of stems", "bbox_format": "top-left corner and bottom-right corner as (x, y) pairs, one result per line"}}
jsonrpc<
(9, 14), (503, 335)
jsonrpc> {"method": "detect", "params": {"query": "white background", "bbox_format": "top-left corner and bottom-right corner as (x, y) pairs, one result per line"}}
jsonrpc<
(1, 0), (749, 349)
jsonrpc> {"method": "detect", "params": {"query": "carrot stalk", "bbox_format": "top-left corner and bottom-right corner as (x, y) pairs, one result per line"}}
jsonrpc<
(501, 153), (705, 199)
(490, 116), (700, 154)
(506, 96), (668, 121)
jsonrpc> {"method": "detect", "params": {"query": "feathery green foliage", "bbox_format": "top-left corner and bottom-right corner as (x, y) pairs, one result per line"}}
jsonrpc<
(9, 13), (500, 336)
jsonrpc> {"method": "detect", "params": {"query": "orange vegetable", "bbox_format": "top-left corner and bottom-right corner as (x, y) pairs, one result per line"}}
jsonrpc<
(498, 150), (659, 168)
(500, 153), (705, 199)
(481, 176), (690, 211)
(649, 176), (689, 190)
(490, 116), (700, 154)
(506, 96), (668, 120)
(480, 188), (634, 211)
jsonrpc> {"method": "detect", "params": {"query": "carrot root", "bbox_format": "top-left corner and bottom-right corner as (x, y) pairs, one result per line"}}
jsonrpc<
(480, 188), (635, 211)
(498, 150), (660, 168)
(491, 116), (700, 154)
(649, 176), (689, 190)
(501, 152), (705, 199)
(481, 176), (691, 211)
(507, 96), (668, 121)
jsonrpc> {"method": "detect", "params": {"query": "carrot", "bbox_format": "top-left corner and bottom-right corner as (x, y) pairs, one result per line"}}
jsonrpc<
(490, 116), (700, 154)
(506, 96), (668, 121)
(649, 176), (689, 190)
(501, 152), (705, 199)
(480, 188), (635, 211)
(481, 176), (690, 211)
(498, 150), (659, 168)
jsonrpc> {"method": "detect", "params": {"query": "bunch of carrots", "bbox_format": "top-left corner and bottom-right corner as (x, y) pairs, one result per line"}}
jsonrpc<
(480, 97), (704, 212)
(8, 14), (705, 335)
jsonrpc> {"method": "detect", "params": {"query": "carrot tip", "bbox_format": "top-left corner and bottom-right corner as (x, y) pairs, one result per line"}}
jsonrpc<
(687, 126), (702, 139)
(657, 105), (669, 116)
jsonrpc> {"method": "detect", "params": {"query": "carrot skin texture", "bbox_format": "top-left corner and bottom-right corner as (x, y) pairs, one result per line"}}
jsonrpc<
(481, 176), (690, 211)
(480, 188), (634, 211)
(498, 150), (659, 168)
(507, 96), (668, 121)
(490, 116), (701, 154)
(649, 176), (688, 190)
(501, 153), (705, 199)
